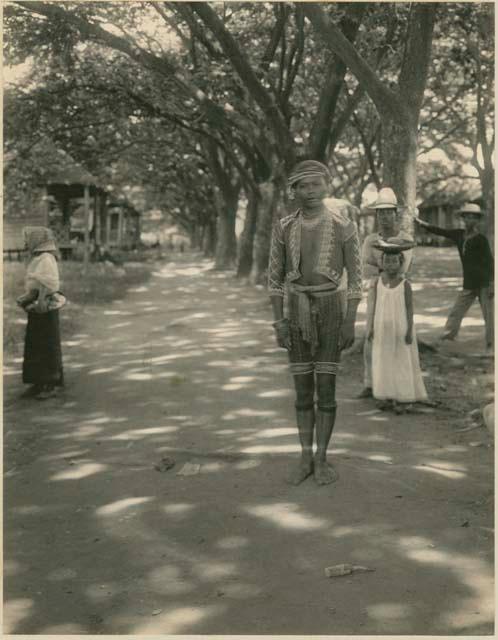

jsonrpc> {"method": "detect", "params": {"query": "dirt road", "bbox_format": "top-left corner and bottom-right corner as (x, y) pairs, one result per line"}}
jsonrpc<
(4, 252), (494, 635)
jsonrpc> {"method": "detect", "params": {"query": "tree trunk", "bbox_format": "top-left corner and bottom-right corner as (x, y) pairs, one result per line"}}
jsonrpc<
(214, 190), (239, 270)
(189, 223), (201, 250)
(199, 224), (206, 252)
(237, 189), (260, 278)
(203, 219), (217, 257)
(481, 169), (494, 244)
(304, 3), (435, 241)
(381, 117), (418, 235)
(250, 181), (283, 284)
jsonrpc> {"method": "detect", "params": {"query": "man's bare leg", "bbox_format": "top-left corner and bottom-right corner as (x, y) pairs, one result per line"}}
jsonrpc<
(288, 372), (315, 485)
(314, 373), (339, 485)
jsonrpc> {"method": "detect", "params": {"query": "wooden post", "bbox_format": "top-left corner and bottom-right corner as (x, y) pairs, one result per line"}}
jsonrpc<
(83, 185), (90, 273)
(437, 204), (444, 227)
(117, 210), (123, 247)
(101, 195), (107, 246)
(106, 207), (111, 246)
(437, 205), (445, 247)
(95, 192), (101, 246)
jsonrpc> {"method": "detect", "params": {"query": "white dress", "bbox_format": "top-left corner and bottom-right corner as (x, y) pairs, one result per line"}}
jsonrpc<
(372, 277), (428, 402)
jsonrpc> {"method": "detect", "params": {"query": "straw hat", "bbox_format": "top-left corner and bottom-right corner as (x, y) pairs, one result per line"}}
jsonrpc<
(369, 187), (398, 210)
(457, 203), (485, 216)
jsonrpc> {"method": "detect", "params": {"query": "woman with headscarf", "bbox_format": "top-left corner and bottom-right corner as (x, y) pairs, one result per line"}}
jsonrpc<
(17, 226), (64, 399)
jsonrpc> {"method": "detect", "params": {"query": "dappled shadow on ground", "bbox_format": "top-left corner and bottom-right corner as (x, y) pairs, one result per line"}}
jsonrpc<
(4, 251), (494, 635)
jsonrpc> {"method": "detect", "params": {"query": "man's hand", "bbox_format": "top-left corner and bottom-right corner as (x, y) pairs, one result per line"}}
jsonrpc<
(340, 320), (355, 351)
(414, 216), (428, 228)
(367, 328), (374, 342)
(273, 318), (292, 350)
(405, 328), (413, 345)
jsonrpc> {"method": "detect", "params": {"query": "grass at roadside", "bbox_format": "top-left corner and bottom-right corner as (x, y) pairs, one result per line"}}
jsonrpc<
(4, 260), (153, 355)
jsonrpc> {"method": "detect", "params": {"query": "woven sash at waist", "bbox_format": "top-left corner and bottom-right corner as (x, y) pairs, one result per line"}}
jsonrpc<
(288, 283), (343, 351)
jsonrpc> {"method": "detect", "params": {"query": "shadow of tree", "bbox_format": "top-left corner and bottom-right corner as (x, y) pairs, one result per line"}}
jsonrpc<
(4, 250), (494, 635)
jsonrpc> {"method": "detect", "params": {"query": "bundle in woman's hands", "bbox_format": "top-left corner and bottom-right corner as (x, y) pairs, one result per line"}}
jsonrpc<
(17, 291), (67, 313)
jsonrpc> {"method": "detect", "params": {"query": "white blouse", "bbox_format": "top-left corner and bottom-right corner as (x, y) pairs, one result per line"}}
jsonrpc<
(25, 253), (60, 293)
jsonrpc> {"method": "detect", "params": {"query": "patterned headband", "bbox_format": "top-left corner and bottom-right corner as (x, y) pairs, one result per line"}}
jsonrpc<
(288, 170), (330, 187)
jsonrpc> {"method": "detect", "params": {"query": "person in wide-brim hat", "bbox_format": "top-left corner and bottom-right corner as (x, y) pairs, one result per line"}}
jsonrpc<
(414, 202), (493, 351)
(368, 187), (399, 210)
(456, 202), (486, 216)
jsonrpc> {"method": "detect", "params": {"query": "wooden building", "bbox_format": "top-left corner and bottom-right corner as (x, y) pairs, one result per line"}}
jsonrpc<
(3, 159), (105, 260)
(105, 194), (141, 249)
(415, 202), (455, 246)
(4, 153), (141, 259)
(44, 165), (107, 259)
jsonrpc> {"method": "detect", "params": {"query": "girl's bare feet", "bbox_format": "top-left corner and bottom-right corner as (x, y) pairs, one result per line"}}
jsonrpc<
(393, 401), (405, 415)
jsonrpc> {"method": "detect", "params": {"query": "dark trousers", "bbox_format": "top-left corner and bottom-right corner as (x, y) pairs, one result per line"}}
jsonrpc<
(443, 287), (494, 347)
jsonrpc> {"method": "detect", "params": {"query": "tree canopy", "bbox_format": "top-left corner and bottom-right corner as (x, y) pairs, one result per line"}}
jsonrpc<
(4, 1), (494, 274)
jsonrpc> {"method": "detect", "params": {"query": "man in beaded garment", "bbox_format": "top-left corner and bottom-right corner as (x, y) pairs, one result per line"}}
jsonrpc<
(268, 160), (362, 485)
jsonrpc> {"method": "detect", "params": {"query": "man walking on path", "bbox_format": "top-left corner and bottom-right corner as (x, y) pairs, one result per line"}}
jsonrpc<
(358, 188), (414, 399)
(415, 203), (494, 351)
(267, 160), (362, 486)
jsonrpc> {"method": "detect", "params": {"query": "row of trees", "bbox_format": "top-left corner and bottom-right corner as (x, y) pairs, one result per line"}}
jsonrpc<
(4, 2), (494, 280)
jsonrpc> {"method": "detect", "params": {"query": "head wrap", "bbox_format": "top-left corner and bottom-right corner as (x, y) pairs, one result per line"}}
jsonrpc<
(23, 226), (58, 254)
(288, 160), (331, 188)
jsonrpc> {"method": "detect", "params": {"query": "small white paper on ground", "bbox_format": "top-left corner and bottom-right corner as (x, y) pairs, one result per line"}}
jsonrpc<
(177, 462), (201, 476)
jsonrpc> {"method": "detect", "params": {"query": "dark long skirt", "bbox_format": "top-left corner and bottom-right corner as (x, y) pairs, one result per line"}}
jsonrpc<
(22, 310), (64, 387)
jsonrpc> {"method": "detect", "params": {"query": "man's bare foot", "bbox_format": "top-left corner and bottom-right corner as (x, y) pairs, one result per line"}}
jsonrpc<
(287, 459), (314, 485)
(313, 459), (339, 485)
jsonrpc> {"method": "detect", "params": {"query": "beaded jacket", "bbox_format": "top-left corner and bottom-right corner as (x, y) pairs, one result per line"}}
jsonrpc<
(267, 205), (363, 300)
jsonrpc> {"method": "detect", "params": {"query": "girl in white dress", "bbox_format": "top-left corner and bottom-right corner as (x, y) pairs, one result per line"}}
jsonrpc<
(367, 247), (427, 413)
